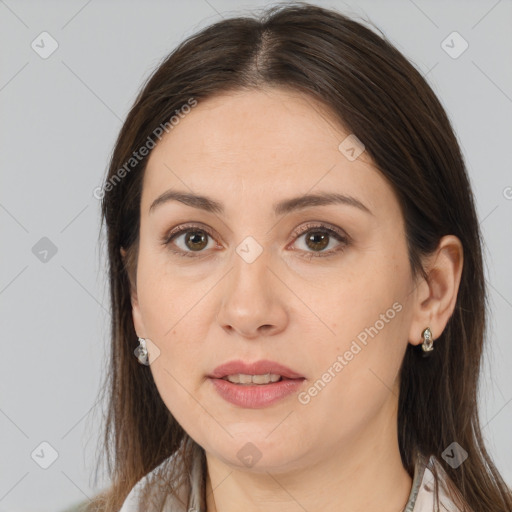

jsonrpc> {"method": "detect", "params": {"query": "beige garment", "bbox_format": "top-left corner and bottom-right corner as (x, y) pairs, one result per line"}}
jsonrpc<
(118, 441), (466, 512)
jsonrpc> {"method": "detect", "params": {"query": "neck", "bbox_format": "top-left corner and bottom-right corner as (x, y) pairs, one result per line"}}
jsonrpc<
(204, 396), (412, 512)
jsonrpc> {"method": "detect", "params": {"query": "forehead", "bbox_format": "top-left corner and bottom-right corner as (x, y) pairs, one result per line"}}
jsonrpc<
(142, 88), (396, 217)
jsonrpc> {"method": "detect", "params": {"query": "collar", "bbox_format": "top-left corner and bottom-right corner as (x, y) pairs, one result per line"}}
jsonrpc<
(119, 441), (463, 511)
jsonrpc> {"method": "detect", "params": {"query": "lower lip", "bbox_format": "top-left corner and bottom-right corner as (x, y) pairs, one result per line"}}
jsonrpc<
(209, 377), (305, 408)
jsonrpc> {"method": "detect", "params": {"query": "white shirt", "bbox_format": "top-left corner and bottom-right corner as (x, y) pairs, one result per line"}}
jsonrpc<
(119, 440), (466, 512)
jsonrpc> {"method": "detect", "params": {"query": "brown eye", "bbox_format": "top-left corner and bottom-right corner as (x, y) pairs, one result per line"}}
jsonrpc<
(304, 230), (330, 252)
(162, 224), (216, 257)
(183, 230), (209, 251)
(291, 223), (349, 259)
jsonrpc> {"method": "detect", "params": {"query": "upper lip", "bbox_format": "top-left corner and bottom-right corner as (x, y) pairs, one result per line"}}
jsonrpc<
(209, 359), (305, 379)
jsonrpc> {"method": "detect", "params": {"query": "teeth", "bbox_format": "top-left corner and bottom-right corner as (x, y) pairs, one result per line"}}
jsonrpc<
(224, 373), (282, 385)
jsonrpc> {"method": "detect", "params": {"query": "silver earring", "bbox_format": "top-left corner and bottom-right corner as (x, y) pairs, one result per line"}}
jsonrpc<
(421, 327), (433, 355)
(135, 337), (149, 365)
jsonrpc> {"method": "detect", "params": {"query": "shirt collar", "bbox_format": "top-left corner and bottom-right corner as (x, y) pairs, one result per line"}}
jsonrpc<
(119, 441), (462, 511)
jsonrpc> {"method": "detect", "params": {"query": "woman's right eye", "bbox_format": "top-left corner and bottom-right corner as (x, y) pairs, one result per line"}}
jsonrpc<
(162, 225), (217, 258)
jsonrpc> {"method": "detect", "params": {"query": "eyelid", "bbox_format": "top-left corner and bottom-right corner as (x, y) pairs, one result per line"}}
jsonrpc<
(164, 221), (216, 241)
(291, 221), (349, 242)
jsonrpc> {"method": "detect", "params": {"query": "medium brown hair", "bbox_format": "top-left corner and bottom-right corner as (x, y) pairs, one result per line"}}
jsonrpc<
(89, 2), (512, 510)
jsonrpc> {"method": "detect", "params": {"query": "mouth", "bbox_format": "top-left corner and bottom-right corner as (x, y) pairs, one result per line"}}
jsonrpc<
(208, 359), (305, 381)
(218, 373), (300, 385)
(207, 359), (305, 408)
(208, 375), (305, 408)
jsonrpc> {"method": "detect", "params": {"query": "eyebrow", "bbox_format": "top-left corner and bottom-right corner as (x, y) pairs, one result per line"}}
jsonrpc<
(149, 189), (373, 216)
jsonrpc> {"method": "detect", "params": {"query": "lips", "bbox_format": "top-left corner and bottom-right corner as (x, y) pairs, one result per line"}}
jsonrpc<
(208, 359), (305, 380)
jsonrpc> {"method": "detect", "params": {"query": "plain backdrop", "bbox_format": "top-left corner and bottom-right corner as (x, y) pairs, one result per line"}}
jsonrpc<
(1, 0), (511, 510)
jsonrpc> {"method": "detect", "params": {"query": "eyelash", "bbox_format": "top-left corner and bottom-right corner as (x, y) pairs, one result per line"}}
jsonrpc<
(160, 222), (349, 260)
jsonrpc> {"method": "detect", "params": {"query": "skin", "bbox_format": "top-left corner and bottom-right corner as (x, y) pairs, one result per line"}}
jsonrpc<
(123, 87), (463, 512)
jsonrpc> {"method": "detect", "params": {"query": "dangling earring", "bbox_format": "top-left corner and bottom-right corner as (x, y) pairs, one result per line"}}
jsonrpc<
(421, 327), (433, 356)
(135, 337), (149, 365)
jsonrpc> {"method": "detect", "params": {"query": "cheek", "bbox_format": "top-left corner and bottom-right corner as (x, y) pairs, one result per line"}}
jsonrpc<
(136, 256), (213, 399)
(150, 366), (211, 446)
(324, 263), (404, 341)
(147, 323), (209, 435)
(304, 255), (411, 410)
(136, 247), (193, 337)
(298, 305), (409, 445)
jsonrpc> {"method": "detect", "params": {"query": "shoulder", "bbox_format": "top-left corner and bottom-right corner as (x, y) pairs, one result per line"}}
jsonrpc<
(119, 451), (195, 512)
(57, 453), (184, 512)
(118, 461), (172, 512)
(413, 455), (473, 512)
(119, 440), (205, 512)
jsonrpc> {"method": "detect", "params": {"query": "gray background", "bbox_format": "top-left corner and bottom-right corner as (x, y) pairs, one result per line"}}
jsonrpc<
(1, 0), (511, 510)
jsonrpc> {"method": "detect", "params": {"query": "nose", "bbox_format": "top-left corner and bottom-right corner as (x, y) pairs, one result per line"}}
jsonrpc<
(215, 248), (289, 339)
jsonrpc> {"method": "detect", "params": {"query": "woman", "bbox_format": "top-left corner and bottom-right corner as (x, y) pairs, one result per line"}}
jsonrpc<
(75, 2), (512, 511)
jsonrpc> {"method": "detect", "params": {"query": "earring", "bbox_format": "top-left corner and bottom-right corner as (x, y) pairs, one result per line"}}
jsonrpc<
(421, 327), (434, 356)
(135, 337), (149, 365)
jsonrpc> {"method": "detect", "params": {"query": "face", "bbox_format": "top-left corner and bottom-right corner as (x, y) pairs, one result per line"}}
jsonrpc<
(129, 87), (421, 472)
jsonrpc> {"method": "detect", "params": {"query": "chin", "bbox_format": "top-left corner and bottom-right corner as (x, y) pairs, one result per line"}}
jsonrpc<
(204, 433), (308, 473)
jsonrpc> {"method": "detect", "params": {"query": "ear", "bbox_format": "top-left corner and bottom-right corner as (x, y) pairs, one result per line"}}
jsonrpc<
(408, 235), (464, 346)
(120, 246), (147, 338)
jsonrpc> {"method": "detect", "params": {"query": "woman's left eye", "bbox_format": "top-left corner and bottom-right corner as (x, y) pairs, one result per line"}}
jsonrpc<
(291, 223), (349, 259)
(161, 222), (349, 259)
